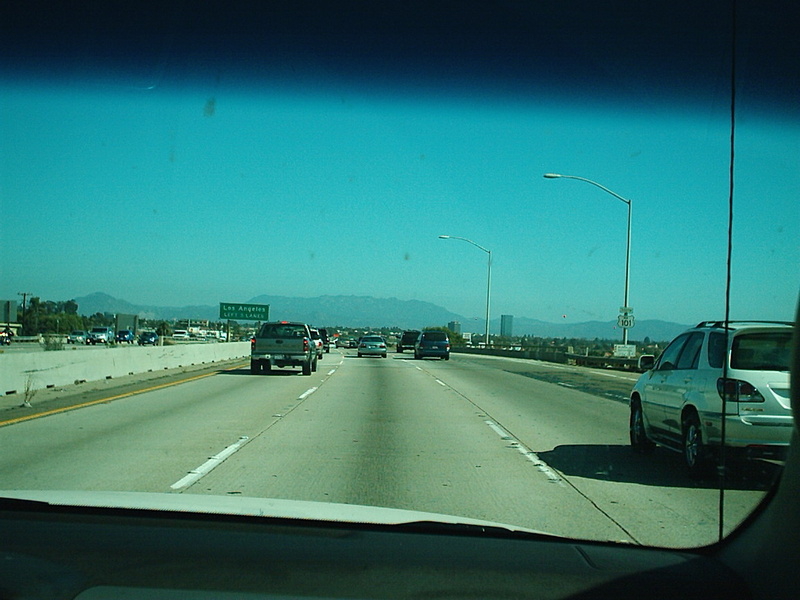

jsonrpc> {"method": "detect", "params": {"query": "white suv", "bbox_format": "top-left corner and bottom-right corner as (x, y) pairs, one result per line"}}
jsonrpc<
(630, 321), (794, 476)
(87, 326), (114, 344)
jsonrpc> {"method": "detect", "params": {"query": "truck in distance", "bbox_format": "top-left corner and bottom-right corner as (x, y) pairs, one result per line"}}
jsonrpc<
(250, 321), (318, 376)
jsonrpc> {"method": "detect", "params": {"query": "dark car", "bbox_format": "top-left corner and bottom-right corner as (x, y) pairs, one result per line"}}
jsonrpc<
(414, 330), (450, 360)
(396, 330), (421, 353)
(116, 330), (135, 344)
(138, 331), (159, 346)
(318, 328), (331, 353)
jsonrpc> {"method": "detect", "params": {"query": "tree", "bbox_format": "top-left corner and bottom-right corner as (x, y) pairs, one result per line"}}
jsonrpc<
(155, 321), (172, 337)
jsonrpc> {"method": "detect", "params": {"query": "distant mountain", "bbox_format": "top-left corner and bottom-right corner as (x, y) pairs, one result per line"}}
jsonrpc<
(74, 292), (221, 322)
(73, 292), (464, 329)
(247, 294), (463, 330)
(73, 292), (688, 342)
(508, 317), (688, 343)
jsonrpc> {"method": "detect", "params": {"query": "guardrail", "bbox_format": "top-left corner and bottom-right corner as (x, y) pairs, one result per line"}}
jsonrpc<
(565, 353), (652, 372)
(453, 346), (567, 363)
(452, 347), (652, 372)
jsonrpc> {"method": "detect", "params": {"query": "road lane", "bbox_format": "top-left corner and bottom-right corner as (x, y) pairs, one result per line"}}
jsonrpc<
(402, 353), (774, 546)
(0, 357), (343, 491)
(0, 349), (775, 549)
(187, 352), (636, 542)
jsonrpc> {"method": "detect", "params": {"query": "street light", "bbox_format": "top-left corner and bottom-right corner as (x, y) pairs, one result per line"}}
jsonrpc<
(543, 173), (633, 345)
(439, 235), (492, 348)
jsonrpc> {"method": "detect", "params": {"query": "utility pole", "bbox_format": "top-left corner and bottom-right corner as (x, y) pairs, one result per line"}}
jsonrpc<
(18, 292), (31, 335)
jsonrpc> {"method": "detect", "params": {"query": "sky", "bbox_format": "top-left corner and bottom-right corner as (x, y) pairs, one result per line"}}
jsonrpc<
(1, 3), (798, 327)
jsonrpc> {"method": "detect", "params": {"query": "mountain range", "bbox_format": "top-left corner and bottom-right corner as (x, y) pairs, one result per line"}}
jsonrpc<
(74, 292), (689, 342)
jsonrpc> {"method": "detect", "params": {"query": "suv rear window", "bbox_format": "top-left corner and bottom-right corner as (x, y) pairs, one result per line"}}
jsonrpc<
(422, 331), (448, 342)
(731, 331), (793, 371)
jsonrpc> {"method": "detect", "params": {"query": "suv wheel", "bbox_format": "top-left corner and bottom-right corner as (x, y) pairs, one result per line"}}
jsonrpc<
(683, 412), (709, 476)
(629, 400), (655, 454)
(250, 361), (260, 375)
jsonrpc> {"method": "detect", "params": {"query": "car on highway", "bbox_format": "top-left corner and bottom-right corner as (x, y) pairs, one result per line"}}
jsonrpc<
(396, 329), (420, 353)
(414, 330), (450, 360)
(137, 331), (159, 346)
(86, 326), (114, 344)
(357, 335), (388, 358)
(115, 329), (135, 344)
(66, 330), (88, 344)
(310, 328), (324, 359)
(318, 328), (331, 353)
(630, 321), (794, 475)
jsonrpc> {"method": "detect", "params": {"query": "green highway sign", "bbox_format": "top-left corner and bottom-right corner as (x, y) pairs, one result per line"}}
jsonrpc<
(219, 302), (270, 321)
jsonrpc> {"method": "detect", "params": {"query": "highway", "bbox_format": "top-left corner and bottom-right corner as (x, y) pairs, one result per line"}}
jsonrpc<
(0, 350), (778, 549)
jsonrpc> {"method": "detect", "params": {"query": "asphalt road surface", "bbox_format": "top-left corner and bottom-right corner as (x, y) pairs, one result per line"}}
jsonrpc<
(0, 350), (779, 548)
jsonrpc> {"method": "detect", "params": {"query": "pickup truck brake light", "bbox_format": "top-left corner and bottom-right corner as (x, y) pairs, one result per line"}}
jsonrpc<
(303, 338), (310, 352)
(250, 337), (256, 350)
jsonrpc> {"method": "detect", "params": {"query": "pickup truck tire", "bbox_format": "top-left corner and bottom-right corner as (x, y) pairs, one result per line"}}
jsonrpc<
(302, 359), (312, 376)
(250, 361), (260, 375)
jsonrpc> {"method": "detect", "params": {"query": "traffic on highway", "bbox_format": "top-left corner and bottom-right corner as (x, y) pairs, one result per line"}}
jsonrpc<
(2, 1), (797, 597)
(0, 344), (780, 549)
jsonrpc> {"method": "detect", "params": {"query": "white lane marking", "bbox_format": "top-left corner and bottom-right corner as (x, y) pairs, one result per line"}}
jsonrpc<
(557, 382), (575, 388)
(435, 379), (447, 387)
(485, 421), (564, 486)
(299, 387), (318, 399)
(171, 436), (249, 490)
(327, 369), (337, 375)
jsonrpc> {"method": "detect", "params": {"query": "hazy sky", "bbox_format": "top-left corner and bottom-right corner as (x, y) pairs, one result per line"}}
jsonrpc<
(2, 4), (798, 327)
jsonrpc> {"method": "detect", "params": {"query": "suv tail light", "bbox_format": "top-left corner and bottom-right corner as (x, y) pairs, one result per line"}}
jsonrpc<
(303, 338), (310, 352)
(250, 337), (256, 350)
(717, 378), (765, 402)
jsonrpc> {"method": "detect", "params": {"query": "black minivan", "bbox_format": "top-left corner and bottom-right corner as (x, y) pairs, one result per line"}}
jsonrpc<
(413, 330), (450, 360)
(396, 330), (421, 353)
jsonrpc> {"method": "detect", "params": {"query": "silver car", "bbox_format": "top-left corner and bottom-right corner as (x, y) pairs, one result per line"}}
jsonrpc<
(67, 330), (88, 344)
(87, 326), (114, 344)
(357, 335), (387, 358)
(630, 321), (793, 476)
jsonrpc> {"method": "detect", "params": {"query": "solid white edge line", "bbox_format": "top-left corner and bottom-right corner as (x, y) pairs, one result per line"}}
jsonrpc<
(171, 436), (249, 490)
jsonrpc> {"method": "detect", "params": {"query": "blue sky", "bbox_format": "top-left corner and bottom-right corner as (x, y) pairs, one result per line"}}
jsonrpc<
(2, 20), (798, 328)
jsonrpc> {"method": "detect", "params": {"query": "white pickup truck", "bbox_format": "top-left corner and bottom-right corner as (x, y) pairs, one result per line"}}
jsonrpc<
(250, 321), (318, 375)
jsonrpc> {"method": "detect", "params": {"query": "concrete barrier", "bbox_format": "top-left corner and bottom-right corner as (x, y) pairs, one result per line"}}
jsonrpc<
(1, 342), (250, 396)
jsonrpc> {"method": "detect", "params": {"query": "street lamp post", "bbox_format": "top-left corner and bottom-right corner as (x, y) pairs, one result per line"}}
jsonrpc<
(543, 173), (633, 345)
(439, 235), (492, 348)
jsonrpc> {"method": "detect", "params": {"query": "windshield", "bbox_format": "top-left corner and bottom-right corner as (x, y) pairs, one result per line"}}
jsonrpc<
(0, 0), (797, 550)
